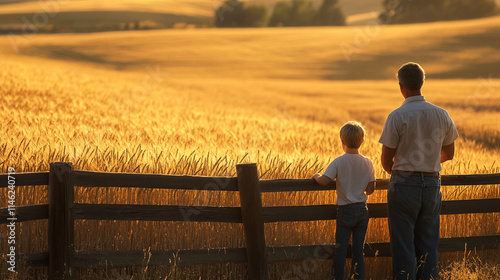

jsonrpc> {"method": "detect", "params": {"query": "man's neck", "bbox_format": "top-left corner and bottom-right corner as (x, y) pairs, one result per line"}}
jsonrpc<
(404, 91), (422, 99)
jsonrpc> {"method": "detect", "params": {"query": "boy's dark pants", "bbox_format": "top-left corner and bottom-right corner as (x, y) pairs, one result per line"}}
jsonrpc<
(388, 173), (441, 280)
(334, 202), (369, 280)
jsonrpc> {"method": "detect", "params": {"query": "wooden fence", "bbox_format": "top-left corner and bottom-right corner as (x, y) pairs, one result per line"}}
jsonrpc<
(1, 162), (500, 279)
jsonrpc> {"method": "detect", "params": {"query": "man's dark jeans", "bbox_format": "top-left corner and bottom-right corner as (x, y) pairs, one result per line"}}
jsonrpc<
(388, 173), (441, 280)
(333, 202), (369, 280)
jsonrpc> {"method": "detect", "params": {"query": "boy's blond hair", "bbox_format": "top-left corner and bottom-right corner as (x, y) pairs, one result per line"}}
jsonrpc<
(340, 121), (365, 149)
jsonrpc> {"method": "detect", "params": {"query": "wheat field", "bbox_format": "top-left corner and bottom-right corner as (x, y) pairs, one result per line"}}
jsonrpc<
(0, 13), (499, 279)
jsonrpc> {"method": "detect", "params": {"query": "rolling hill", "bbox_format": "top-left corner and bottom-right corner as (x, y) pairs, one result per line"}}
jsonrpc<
(0, 0), (384, 31)
(2, 15), (498, 80)
(0, 0), (381, 16)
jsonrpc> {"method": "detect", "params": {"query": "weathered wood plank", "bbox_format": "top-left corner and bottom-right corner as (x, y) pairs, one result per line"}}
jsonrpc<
(48, 162), (74, 280)
(259, 174), (500, 192)
(74, 204), (243, 223)
(439, 235), (500, 252)
(73, 199), (500, 224)
(266, 243), (382, 261)
(21, 252), (49, 268)
(375, 179), (389, 190)
(73, 170), (238, 191)
(19, 236), (500, 268)
(260, 179), (335, 192)
(261, 199), (500, 222)
(441, 199), (500, 215)
(0, 172), (49, 188)
(74, 248), (247, 267)
(266, 235), (500, 261)
(8, 199), (497, 226)
(0, 204), (49, 224)
(236, 163), (269, 280)
(67, 235), (500, 268)
(441, 173), (500, 186)
(2, 171), (497, 192)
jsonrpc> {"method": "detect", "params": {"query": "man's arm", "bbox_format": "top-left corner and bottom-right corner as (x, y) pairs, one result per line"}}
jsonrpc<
(381, 145), (397, 174)
(365, 181), (375, 195)
(441, 142), (455, 163)
(312, 173), (333, 186)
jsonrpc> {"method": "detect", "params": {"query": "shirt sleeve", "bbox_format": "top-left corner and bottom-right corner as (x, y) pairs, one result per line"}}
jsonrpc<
(442, 112), (459, 146)
(323, 159), (338, 180)
(379, 112), (400, 149)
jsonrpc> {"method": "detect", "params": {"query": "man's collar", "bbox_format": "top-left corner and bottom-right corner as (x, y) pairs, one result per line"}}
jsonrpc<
(403, 95), (425, 105)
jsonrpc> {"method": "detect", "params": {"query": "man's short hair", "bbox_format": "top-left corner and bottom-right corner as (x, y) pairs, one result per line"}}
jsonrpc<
(397, 62), (425, 91)
(340, 121), (365, 149)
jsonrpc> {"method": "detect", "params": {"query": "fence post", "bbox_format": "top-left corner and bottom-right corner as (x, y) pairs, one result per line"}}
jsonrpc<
(236, 163), (269, 280)
(49, 162), (75, 280)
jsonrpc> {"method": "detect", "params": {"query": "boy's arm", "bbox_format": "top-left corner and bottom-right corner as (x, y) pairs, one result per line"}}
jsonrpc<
(312, 173), (333, 186)
(365, 181), (375, 195)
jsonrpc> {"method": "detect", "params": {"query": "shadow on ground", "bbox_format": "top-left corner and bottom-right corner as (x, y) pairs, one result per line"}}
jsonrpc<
(323, 28), (500, 80)
(20, 45), (154, 70)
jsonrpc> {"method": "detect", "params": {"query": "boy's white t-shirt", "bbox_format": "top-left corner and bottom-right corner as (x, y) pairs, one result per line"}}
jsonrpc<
(323, 153), (375, 206)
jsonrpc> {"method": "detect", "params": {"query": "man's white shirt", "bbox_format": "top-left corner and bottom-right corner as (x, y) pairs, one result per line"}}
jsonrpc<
(379, 95), (459, 172)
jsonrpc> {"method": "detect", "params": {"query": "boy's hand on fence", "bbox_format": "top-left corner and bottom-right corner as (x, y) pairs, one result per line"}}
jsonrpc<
(313, 173), (332, 186)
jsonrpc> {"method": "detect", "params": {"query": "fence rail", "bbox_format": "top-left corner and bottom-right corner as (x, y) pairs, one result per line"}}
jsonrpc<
(1, 162), (500, 280)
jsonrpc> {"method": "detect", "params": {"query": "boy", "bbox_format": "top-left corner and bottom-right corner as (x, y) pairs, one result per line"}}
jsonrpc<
(313, 121), (375, 280)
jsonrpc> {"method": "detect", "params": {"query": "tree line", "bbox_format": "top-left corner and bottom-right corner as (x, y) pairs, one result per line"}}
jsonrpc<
(380, 0), (497, 24)
(215, 0), (345, 27)
(215, 0), (497, 28)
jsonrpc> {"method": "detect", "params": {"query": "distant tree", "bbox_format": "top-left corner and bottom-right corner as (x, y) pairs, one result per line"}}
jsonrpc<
(215, 0), (268, 27)
(442, 0), (496, 20)
(289, 0), (316, 26)
(241, 5), (269, 27)
(269, 0), (316, 26)
(315, 0), (345, 26)
(380, 0), (496, 24)
(269, 1), (292, 26)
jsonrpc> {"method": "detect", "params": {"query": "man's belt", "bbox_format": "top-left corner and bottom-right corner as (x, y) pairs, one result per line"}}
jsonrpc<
(392, 170), (439, 176)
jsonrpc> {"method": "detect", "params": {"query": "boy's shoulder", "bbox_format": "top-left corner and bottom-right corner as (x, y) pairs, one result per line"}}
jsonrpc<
(334, 153), (373, 164)
(359, 153), (373, 160)
(358, 154), (375, 166)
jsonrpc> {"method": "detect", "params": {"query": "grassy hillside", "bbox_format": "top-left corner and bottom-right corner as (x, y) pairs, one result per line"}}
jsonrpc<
(0, 0), (384, 32)
(0, 0), (215, 16)
(1, 0), (496, 31)
(0, 0), (215, 31)
(0, 15), (499, 279)
(0, 0), (382, 16)
(3, 15), (498, 80)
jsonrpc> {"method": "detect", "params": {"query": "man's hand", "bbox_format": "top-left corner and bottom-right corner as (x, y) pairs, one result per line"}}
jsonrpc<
(381, 145), (397, 174)
(313, 173), (333, 186)
(441, 142), (455, 163)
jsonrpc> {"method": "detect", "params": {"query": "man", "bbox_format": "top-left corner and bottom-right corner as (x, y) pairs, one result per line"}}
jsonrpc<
(379, 62), (459, 280)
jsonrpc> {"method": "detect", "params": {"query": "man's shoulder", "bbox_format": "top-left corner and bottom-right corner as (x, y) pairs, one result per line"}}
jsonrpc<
(428, 101), (450, 111)
(422, 101), (453, 118)
(387, 106), (403, 118)
(398, 99), (450, 115)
